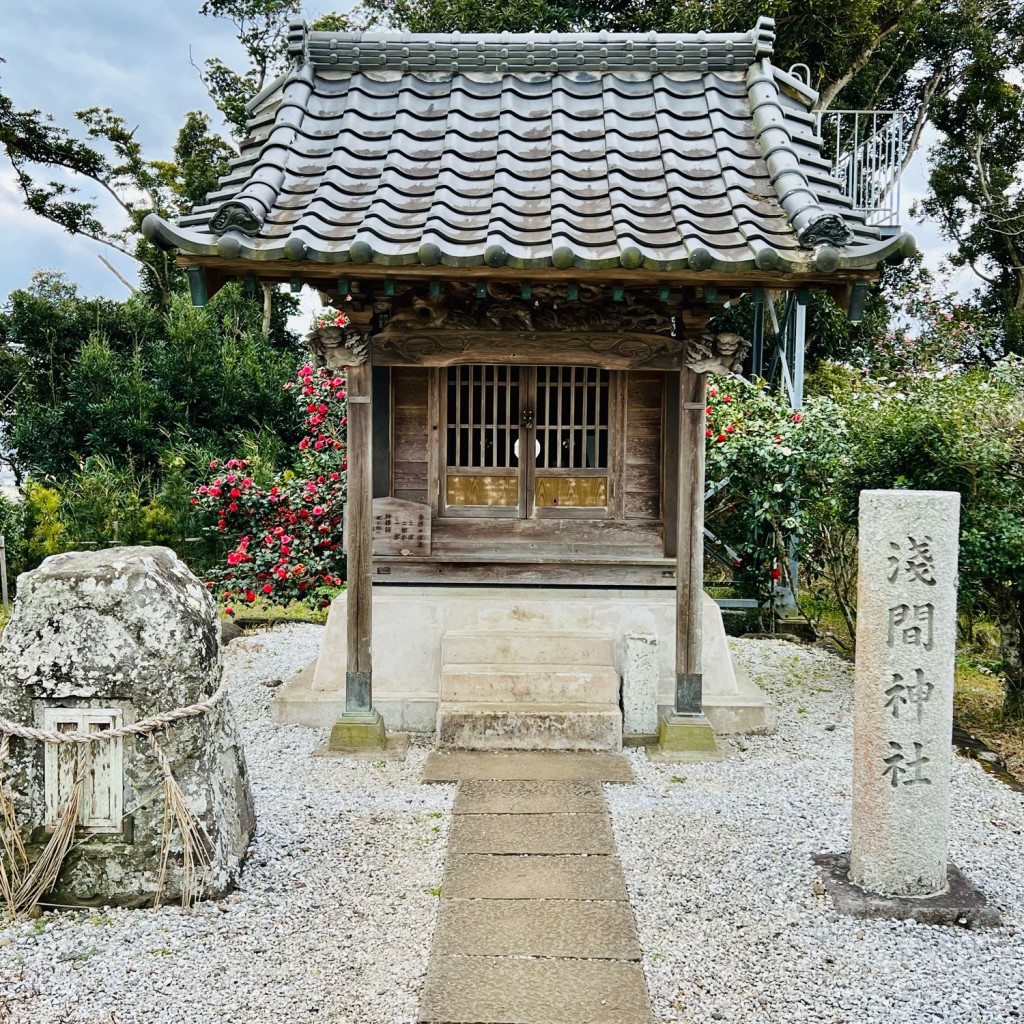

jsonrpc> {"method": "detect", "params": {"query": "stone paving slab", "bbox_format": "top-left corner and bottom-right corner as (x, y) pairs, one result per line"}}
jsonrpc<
(423, 750), (634, 783)
(433, 898), (641, 959)
(443, 854), (629, 900)
(448, 813), (614, 855)
(419, 955), (652, 1024)
(454, 780), (605, 815)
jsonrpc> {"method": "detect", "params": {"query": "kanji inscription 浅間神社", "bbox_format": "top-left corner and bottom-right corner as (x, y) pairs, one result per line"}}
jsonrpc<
(850, 491), (961, 897)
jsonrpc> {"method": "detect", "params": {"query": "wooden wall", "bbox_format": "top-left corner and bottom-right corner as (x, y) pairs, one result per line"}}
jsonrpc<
(390, 367), (430, 504)
(623, 372), (663, 520)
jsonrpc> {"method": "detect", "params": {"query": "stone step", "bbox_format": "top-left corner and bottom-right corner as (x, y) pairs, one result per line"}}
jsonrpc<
(441, 630), (615, 667)
(436, 702), (622, 752)
(440, 663), (620, 705)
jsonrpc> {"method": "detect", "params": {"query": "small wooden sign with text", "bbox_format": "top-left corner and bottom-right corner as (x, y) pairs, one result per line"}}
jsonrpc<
(352, 498), (431, 556)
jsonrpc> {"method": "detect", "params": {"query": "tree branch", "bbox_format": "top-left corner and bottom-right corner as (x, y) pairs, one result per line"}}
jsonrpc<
(96, 254), (138, 294)
(816, 10), (918, 111)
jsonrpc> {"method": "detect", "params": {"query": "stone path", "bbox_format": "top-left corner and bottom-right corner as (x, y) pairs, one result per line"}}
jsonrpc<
(419, 752), (653, 1024)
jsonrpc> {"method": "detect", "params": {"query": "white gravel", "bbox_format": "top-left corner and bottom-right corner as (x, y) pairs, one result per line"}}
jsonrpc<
(607, 637), (1024, 1024)
(0, 624), (453, 1024)
(4, 629), (1022, 1023)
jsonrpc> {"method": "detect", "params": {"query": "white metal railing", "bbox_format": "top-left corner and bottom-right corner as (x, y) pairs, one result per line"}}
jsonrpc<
(815, 110), (905, 227)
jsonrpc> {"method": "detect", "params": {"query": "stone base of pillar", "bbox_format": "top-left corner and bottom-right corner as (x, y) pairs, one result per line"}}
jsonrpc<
(649, 713), (724, 763)
(328, 709), (386, 752)
(813, 854), (1000, 928)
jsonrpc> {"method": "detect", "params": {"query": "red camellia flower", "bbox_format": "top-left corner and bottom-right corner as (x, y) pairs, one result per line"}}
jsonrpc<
(717, 433), (727, 442)
(771, 568), (782, 580)
(705, 428), (713, 438)
(726, 425), (735, 434)
(262, 583), (273, 594)
(792, 412), (803, 423)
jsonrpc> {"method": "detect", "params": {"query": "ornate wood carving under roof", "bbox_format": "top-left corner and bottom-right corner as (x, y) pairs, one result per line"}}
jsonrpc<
(144, 17), (915, 278)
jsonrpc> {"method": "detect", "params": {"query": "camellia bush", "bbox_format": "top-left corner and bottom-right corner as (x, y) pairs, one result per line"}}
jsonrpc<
(703, 374), (847, 620)
(193, 362), (349, 611)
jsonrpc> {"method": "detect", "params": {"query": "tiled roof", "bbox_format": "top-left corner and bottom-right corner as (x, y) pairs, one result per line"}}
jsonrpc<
(144, 18), (914, 275)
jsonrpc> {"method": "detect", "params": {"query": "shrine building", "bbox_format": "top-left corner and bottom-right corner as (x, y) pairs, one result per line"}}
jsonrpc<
(143, 17), (913, 755)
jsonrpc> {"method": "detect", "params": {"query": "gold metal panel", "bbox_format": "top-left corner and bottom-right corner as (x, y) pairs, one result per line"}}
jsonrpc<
(446, 474), (519, 507)
(536, 476), (608, 508)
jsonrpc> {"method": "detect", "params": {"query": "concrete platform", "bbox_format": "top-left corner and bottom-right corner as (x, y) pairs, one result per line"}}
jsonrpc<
(440, 664), (620, 704)
(274, 586), (777, 737)
(442, 854), (629, 901)
(433, 898), (641, 959)
(814, 853), (1002, 928)
(422, 751), (635, 783)
(419, 955), (652, 1024)
(453, 780), (605, 814)
(448, 812), (615, 855)
(436, 701), (622, 752)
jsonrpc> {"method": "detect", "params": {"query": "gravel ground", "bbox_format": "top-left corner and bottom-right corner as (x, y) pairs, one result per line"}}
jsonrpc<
(0, 625), (453, 1024)
(3, 629), (1022, 1023)
(607, 637), (1024, 1024)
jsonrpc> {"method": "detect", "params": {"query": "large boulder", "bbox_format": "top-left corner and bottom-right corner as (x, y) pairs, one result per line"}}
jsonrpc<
(0, 546), (255, 908)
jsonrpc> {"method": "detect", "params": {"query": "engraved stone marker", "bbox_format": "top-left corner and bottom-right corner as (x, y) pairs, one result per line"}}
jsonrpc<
(851, 490), (960, 897)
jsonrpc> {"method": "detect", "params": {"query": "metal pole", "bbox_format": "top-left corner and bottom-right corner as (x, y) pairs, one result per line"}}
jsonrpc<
(792, 290), (809, 411)
(0, 534), (9, 615)
(751, 288), (765, 378)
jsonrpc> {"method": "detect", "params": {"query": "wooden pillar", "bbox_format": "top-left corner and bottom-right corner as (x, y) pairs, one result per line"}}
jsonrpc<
(345, 357), (374, 713)
(675, 364), (706, 715)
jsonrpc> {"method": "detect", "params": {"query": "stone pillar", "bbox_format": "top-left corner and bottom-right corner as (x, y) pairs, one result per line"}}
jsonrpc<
(850, 490), (960, 897)
(622, 633), (659, 736)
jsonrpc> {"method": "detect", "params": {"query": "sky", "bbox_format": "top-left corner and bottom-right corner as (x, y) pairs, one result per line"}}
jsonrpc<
(0, 3), (979, 306)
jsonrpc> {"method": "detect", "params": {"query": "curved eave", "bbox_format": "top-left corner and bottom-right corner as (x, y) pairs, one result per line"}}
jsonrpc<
(143, 213), (915, 277)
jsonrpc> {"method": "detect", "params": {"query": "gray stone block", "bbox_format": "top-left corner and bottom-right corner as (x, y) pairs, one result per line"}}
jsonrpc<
(448, 812), (614, 855)
(436, 702), (622, 752)
(0, 546), (254, 908)
(453, 780), (605, 815)
(442, 854), (628, 900)
(423, 750), (634, 783)
(433, 898), (641, 959)
(419, 955), (652, 1024)
(814, 853), (1001, 928)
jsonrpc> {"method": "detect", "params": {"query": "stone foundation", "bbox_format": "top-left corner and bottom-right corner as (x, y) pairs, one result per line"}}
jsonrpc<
(274, 586), (776, 737)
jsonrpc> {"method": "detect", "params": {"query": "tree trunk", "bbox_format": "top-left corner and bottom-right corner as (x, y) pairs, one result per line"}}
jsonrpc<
(997, 589), (1024, 718)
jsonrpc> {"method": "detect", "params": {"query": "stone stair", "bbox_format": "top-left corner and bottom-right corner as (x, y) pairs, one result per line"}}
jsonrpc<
(436, 631), (622, 751)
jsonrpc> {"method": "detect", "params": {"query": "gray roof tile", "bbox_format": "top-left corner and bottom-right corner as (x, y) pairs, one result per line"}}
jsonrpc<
(144, 18), (914, 274)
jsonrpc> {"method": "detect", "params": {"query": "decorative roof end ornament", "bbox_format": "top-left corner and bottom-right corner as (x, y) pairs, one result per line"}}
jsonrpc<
(752, 15), (776, 57)
(288, 20), (308, 66)
(798, 213), (854, 248)
(210, 202), (263, 238)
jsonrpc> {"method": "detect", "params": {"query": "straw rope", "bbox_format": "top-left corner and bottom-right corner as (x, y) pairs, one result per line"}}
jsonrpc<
(0, 686), (227, 916)
(0, 685), (228, 744)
